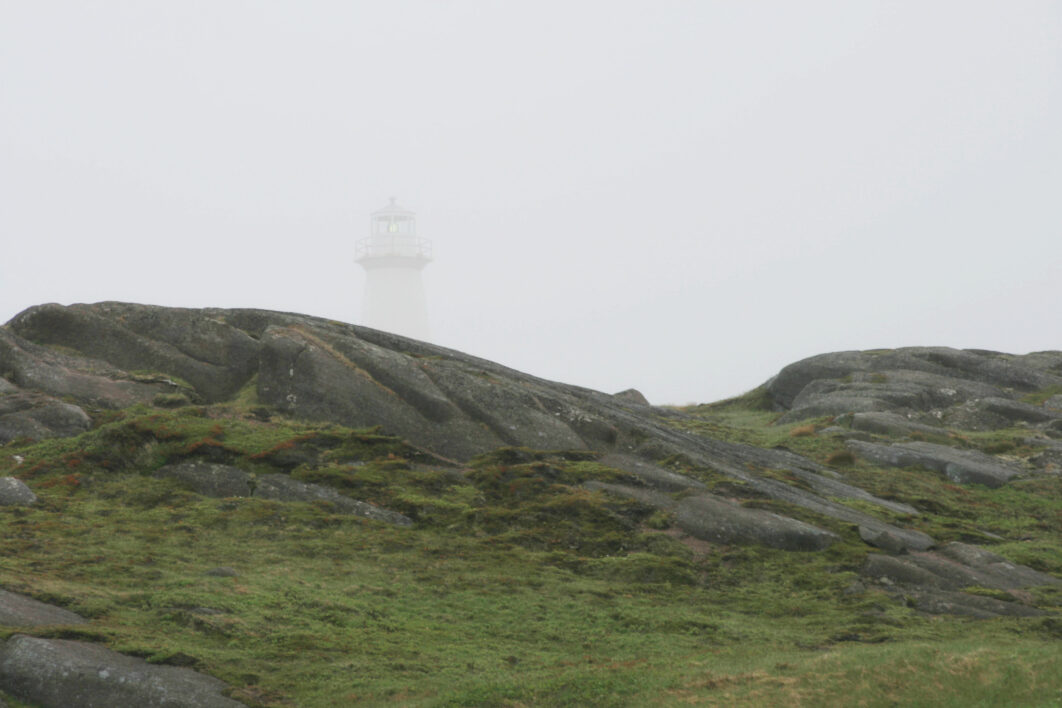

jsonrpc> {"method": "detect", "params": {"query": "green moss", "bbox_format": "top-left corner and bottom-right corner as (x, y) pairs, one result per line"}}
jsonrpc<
(1021, 384), (1062, 406)
(961, 586), (1016, 602)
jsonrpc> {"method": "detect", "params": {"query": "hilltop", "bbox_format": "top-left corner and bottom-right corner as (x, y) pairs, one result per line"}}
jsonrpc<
(1, 302), (1060, 706)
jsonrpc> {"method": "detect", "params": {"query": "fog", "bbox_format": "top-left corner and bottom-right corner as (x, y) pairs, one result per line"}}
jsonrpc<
(2, 2), (1060, 404)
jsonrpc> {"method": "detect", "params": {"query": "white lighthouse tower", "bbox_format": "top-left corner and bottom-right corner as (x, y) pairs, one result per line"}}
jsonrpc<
(356, 198), (433, 340)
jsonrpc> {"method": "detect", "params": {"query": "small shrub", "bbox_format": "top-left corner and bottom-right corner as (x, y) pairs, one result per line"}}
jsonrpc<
(153, 393), (191, 409)
(644, 510), (672, 530)
(826, 450), (855, 467)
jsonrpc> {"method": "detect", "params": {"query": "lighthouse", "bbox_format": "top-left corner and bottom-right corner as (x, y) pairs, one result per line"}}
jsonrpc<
(356, 198), (433, 341)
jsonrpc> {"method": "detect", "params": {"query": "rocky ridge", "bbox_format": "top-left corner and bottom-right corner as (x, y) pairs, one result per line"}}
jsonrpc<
(1, 302), (1061, 704)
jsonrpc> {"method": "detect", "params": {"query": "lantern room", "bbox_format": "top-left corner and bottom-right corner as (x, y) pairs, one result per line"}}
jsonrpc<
(356, 197), (432, 264)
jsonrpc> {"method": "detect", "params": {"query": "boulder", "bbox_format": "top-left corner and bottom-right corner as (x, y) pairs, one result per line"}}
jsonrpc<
(0, 590), (87, 627)
(0, 634), (244, 708)
(858, 526), (907, 554)
(0, 392), (92, 443)
(153, 462), (252, 498)
(253, 474), (412, 526)
(846, 440), (1022, 488)
(613, 388), (650, 406)
(0, 478), (36, 506)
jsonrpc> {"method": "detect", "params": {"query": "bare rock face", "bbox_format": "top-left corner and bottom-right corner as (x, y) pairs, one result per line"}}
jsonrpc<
(153, 462), (253, 498)
(767, 347), (1062, 430)
(0, 590), (86, 627)
(0, 635), (244, 708)
(846, 440), (1023, 488)
(585, 481), (838, 551)
(0, 478), (36, 506)
(8, 303), (259, 403)
(849, 411), (946, 437)
(861, 542), (1060, 618)
(0, 327), (168, 412)
(0, 391), (92, 443)
(252, 473), (413, 526)
(613, 388), (650, 406)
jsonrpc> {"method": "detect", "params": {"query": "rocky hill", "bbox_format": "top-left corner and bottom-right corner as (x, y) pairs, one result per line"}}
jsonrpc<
(1, 302), (1060, 706)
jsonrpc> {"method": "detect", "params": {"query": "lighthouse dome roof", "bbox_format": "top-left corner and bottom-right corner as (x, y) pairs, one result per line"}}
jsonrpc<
(372, 197), (414, 217)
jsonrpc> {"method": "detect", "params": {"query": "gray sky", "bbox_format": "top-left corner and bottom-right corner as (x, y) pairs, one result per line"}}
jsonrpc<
(2, 2), (1060, 404)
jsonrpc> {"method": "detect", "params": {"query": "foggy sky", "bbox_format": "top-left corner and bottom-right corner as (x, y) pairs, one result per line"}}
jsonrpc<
(2, 2), (1060, 404)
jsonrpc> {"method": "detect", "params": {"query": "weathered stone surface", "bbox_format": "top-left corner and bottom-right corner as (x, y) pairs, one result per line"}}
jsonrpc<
(0, 392), (92, 443)
(846, 440), (1022, 488)
(153, 462), (252, 498)
(674, 494), (838, 551)
(253, 474), (413, 526)
(766, 350), (873, 410)
(937, 542), (1061, 589)
(858, 526), (907, 554)
(0, 378), (16, 394)
(596, 453), (705, 492)
(0, 478), (36, 506)
(1026, 438), (1062, 471)
(864, 547), (1059, 596)
(418, 359), (593, 451)
(902, 588), (1044, 618)
(0, 590), (87, 627)
(850, 411), (945, 437)
(255, 325), (508, 461)
(8, 303), (258, 402)
(975, 396), (1062, 424)
(613, 388), (650, 406)
(864, 554), (951, 590)
(1044, 395), (1062, 410)
(767, 347), (1062, 426)
(0, 327), (165, 409)
(0, 635), (244, 708)
(586, 482), (838, 551)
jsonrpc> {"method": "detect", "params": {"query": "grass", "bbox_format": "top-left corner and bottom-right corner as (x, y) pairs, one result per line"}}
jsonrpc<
(1, 398), (1061, 706)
